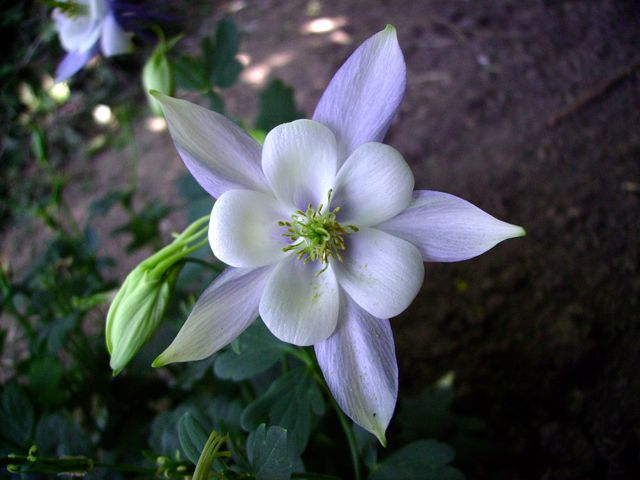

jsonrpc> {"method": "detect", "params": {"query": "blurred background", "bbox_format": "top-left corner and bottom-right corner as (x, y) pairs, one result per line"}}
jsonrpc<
(1, 0), (639, 478)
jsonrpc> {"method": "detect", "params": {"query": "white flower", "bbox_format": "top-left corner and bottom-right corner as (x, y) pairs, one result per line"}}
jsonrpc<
(53, 0), (132, 82)
(151, 26), (524, 444)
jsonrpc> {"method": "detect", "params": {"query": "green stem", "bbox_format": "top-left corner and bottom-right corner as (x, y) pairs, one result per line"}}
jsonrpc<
(121, 108), (139, 195)
(333, 402), (361, 480)
(1, 455), (157, 476)
(3, 300), (35, 342)
(59, 196), (82, 237)
(193, 432), (227, 480)
(142, 216), (210, 279)
(181, 256), (225, 273)
(239, 380), (256, 403)
(174, 216), (210, 241)
(284, 346), (315, 367)
(293, 348), (362, 480)
(152, 237), (209, 275)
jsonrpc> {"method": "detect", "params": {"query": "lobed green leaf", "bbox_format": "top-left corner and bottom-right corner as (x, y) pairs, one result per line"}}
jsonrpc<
(214, 320), (289, 381)
(247, 424), (291, 480)
(241, 368), (324, 455)
(368, 440), (465, 480)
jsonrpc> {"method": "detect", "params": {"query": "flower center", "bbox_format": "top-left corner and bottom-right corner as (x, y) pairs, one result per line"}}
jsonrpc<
(279, 189), (358, 274)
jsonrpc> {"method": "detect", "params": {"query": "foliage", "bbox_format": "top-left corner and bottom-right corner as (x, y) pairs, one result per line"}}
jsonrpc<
(171, 18), (243, 113)
(255, 79), (305, 133)
(368, 440), (464, 480)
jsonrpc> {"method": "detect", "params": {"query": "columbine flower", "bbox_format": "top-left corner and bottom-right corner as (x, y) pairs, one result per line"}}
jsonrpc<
(151, 25), (524, 444)
(53, 0), (132, 82)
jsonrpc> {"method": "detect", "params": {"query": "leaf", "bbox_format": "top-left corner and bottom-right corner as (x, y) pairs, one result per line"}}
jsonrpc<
(113, 201), (171, 252)
(206, 90), (225, 114)
(41, 315), (77, 355)
(172, 55), (208, 91)
(0, 329), (6, 357)
(396, 385), (486, 462)
(247, 424), (291, 480)
(35, 413), (92, 457)
(255, 80), (305, 133)
(175, 173), (213, 224)
(27, 356), (67, 407)
(89, 189), (131, 217)
(0, 383), (34, 449)
(368, 440), (465, 480)
(214, 320), (289, 381)
(354, 423), (379, 470)
(179, 412), (210, 465)
(241, 368), (324, 454)
(397, 386), (455, 441)
(176, 172), (209, 201)
(150, 406), (191, 457)
(248, 129), (266, 145)
(208, 19), (243, 88)
(150, 397), (241, 460)
(205, 396), (244, 433)
(172, 356), (217, 391)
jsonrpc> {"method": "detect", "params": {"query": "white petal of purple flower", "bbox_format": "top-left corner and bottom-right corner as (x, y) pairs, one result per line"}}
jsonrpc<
(53, 0), (132, 82)
(152, 25), (524, 443)
(152, 267), (271, 365)
(315, 293), (398, 446)
(313, 25), (407, 163)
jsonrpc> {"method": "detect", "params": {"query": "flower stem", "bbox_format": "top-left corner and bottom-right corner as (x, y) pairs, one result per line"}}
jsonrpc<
(331, 396), (361, 480)
(1, 453), (157, 476)
(193, 431), (227, 480)
(181, 256), (225, 273)
(291, 348), (361, 480)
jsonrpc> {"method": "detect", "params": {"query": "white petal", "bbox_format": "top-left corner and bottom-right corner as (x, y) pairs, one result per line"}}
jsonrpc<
(378, 190), (526, 262)
(153, 93), (267, 198)
(262, 119), (337, 210)
(332, 142), (414, 226)
(259, 256), (339, 346)
(54, 8), (101, 53)
(209, 189), (290, 268)
(88, 0), (108, 19)
(312, 25), (406, 163)
(333, 227), (424, 318)
(153, 267), (271, 366)
(100, 13), (131, 57)
(315, 293), (397, 445)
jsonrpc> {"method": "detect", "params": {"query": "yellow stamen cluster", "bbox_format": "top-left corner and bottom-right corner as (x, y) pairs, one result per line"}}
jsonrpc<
(279, 190), (358, 274)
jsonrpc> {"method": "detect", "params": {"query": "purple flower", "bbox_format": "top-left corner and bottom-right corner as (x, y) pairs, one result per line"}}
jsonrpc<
(53, 0), (132, 82)
(151, 26), (524, 444)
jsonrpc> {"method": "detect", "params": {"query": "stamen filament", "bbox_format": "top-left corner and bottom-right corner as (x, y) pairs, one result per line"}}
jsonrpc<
(278, 189), (358, 274)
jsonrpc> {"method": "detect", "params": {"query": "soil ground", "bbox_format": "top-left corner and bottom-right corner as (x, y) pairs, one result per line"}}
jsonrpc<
(3, 0), (640, 478)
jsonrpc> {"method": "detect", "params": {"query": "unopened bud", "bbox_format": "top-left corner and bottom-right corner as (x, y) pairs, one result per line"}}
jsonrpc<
(142, 31), (180, 116)
(106, 216), (209, 374)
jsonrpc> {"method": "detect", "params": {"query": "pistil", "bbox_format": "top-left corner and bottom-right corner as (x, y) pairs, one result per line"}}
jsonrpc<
(279, 189), (358, 273)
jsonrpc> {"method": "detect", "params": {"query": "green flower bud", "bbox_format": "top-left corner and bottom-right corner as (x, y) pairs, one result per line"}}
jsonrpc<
(142, 32), (180, 116)
(106, 263), (180, 375)
(106, 216), (209, 375)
